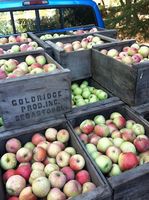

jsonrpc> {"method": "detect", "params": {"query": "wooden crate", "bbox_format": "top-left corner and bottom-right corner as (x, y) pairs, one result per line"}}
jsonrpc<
(45, 34), (117, 81)
(132, 103), (149, 121)
(91, 39), (149, 106)
(0, 51), (71, 130)
(66, 77), (119, 116)
(67, 101), (149, 200)
(0, 119), (112, 200)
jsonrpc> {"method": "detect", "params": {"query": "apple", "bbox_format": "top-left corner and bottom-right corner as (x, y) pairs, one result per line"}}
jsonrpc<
(56, 42), (64, 48)
(76, 170), (90, 185)
(79, 133), (89, 144)
(8, 197), (19, 200)
(134, 136), (149, 153)
(97, 137), (113, 153)
(95, 155), (112, 173)
(0, 153), (17, 170)
(5, 59), (17, 72)
(111, 130), (122, 139)
(100, 49), (108, 55)
(17, 62), (29, 73)
(30, 68), (44, 75)
(109, 164), (122, 177)
(47, 143), (61, 158)
(53, 141), (65, 150)
(107, 49), (119, 57)
(63, 43), (73, 52)
(56, 151), (70, 167)
(32, 162), (44, 171)
(94, 124), (110, 137)
(86, 143), (97, 154)
(47, 188), (66, 200)
(16, 147), (32, 163)
(110, 112), (122, 120)
(49, 170), (66, 189)
(37, 141), (49, 150)
(43, 157), (56, 165)
(120, 128), (136, 142)
(80, 119), (95, 134)
(106, 146), (121, 163)
(25, 55), (36, 65)
(3, 169), (17, 183)
(45, 128), (58, 142)
(132, 123), (145, 136)
(64, 147), (76, 156)
(44, 163), (59, 177)
(89, 134), (100, 145)
(69, 154), (85, 171)
(122, 56), (133, 65)
(19, 186), (37, 200)
(113, 116), (126, 129)
(6, 138), (21, 153)
(57, 129), (69, 143)
(6, 175), (26, 196)
(113, 138), (124, 147)
(29, 169), (45, 184)
(32, 177), (50, 198)
(118, 152), (139, 171)
(30, 63), (42, 69)
(61, 166), (75, 181)
(120, 141), (136, 154)
(107, 123), (117, 133)
(138, 46), (149, 57)
(127, 47), (137, 56)
(131, 43), (140, 50)
(33, 146), (46, 162)
(82, 182), (96, 193)
(31, 133), (46, 145)
(63, 180), (82, 198)
(91, 151), (102, 160)
(16, 164), (31, 181)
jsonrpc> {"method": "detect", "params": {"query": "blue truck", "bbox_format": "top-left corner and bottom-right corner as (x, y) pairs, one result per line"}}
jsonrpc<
(0, 0), (105, 35)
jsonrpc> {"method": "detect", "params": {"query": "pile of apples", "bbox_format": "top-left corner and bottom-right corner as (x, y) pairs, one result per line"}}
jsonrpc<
(74, 112), (149, 176)
(0, 33), (32, 45)
(0, 54), (57, 79)
(71, 80), (108, 107)
(72, 28), (99, 35)
(0, 128), (96, 200)
(40, 33), (69, 40)
(100, 43), (149, 65)
(55, 35), (104, 52)
(0, 41), (43, 55)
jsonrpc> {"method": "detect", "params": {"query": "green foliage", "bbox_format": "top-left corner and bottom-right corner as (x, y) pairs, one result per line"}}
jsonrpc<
(103, 0), (149, 41)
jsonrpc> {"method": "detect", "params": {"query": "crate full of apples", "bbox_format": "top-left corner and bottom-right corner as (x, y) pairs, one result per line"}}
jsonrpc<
(46, 33), (117, 80)
(68, 101), (149, 200)
(68, 78), (119, 115)
(0, 120), (112, 200)
(92, 40), (149, 106)
(0, 51), (71, 129)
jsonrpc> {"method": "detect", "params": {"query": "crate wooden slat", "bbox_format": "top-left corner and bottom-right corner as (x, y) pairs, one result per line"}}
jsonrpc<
(67, 101), (149, 200)
(0, 51), (71, 130)
(0, 119), (112, 200)
(91, 40), (149, 106)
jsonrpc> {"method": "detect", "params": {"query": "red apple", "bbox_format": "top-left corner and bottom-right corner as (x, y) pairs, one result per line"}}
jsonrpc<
(113, 116), (126, 129)
(31, 133), (46, 145)
(94, 124), (110, 137)
(69, 154), (85, 171)
(63, 180), (82, 198)
(3, 169), (17, 182)
(121, 128), (136, 142)
(134, 136), (149, 153)
(111, 130), (122, 139)
(61, 166), (75, 181)
(80, 119), (95, 134)
(33, 146), (46, 162)
(6, 138), (21, 153)
(47, 188), (66, 200)
(79, 133), (89, 144)
(76, 170), (90, 185)
(89, 134), (100, 145)
(16, 164), (31, 181)
(118, 152), (139, 171)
